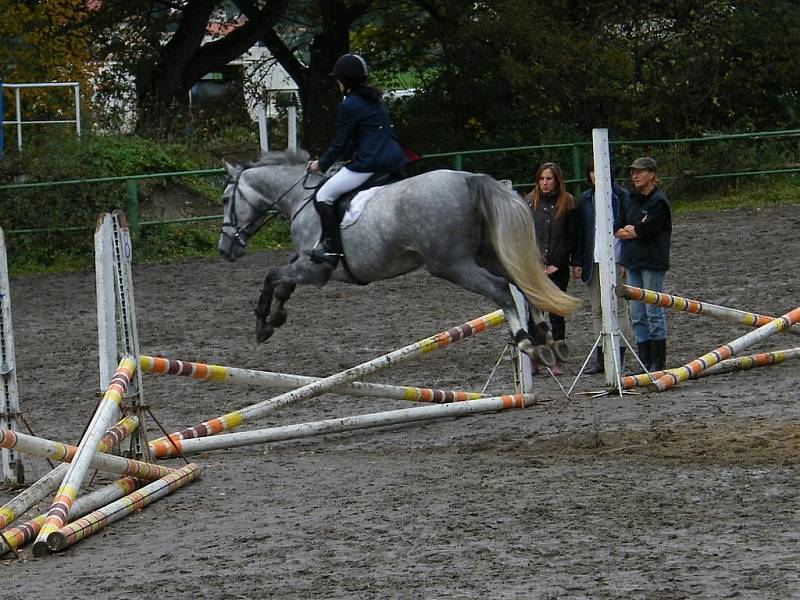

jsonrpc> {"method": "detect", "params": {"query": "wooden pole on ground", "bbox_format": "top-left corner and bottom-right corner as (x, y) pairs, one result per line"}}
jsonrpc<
(621, 347), (800, 389)
(649, 306), (800, 392)
(32, 356), (138, 553)
(0, 477), (141, 556)
(618, 285), (800, 336)
(0, 427), (175, 479)
(151, 394), (533, 458)
(150, 310), (506, 447)
(140, 355), (485, 403)
(0, 415), (139, 531)
(47, 463), (201, 552)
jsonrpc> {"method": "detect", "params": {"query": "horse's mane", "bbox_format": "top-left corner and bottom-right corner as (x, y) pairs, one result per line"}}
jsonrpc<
(245, 149), (310, 168)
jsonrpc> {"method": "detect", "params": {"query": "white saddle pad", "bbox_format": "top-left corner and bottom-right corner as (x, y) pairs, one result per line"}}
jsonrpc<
(341, 186), (384, 229)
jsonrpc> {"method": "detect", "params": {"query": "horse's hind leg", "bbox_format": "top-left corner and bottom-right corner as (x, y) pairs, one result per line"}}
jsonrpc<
(527, 308), (569, 362)
(427, 260), (555, 366)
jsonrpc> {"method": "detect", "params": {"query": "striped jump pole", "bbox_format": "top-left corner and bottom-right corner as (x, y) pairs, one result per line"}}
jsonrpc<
(47, 463), (201, 553)
(1, 477), (141, 556)
(33, 355), (137, 553)
(619, 285), (800, 336)
(0, 428), (175, 480)
(621, 347), (800, 390)
(150, 310), (506, 449)
(152, 394), (533, 458)
(140, 355), (485, 404)
(0, 415), (139, 531)
(649, 306), (800, 392)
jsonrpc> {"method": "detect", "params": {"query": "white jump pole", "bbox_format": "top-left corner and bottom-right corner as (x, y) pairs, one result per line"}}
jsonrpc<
(95, 214), (118, 392)
(592, 128), (624, 389)
(152, 394), (534, 458)
(0, 227), (22, 486)
(0, 415), (139, 531)
(149, 310), (507, 448)
(139, 355), (485, 403)
(1, 476), (142, 556)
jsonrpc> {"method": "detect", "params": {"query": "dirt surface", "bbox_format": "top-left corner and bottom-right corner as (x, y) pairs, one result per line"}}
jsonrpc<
(2, 203), (799, 599)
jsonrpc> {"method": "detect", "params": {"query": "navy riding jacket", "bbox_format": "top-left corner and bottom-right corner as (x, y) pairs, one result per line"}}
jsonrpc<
(317, 92), (408, 174)
(615, 187), (672, 272)
(576, 183), (629, 283)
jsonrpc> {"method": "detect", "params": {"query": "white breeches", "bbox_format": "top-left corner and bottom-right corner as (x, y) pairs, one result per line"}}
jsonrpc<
(316, 167), (374, 204)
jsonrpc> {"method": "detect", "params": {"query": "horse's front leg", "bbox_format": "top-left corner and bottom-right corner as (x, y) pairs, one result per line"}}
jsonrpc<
(255, 256), (332, 344)
(255, 268), (280, 343)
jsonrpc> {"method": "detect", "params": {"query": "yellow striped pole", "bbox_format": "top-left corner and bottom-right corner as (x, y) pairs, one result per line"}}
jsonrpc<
(47, 464), (201, 552)
(150, 310), (506, 450)
(0, 415), (139, 532)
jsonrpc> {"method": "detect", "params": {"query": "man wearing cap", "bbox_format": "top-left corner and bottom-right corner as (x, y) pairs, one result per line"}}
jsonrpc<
(615, 156), (672, 371)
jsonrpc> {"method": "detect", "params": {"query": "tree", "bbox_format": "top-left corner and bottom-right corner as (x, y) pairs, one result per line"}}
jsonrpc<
(88, 0), (384, 151)
(0, 0), (93, 123)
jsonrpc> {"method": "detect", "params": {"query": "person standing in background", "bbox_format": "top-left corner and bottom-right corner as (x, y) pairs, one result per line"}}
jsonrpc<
(615, 156), (672, 371)
(526, 162), (581, 375)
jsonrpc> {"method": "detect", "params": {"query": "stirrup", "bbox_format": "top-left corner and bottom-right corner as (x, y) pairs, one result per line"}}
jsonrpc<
(309, 243), (341, 267)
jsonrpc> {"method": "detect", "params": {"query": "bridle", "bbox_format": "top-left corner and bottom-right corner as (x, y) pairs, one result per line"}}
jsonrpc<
(221, 167), (317, 250)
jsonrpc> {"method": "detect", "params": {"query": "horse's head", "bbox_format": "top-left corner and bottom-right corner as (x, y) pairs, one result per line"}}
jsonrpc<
(218, 151), (312, 261)
(218, 160), (271, 261)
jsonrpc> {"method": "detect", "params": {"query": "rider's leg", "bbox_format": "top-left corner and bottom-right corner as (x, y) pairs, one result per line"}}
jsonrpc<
(311, 167), (373, 266)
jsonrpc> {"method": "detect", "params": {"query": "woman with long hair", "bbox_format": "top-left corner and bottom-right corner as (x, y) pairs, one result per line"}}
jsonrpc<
(525, 162), (581, 374)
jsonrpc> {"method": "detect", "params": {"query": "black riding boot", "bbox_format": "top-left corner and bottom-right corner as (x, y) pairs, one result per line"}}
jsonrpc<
(650, 339), (667, 371)
(585, 347), (604, 375)
(309, 201), (342, 268)
(636, 341), (652, 372)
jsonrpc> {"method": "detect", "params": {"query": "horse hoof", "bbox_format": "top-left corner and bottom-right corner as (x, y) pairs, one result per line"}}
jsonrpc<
(528, 345), (555, 368)
(551, 340), (569, 362)
(256, 321), (274, 344)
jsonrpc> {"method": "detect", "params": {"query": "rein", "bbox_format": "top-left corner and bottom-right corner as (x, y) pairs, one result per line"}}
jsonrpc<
(222, 169), (316, 248)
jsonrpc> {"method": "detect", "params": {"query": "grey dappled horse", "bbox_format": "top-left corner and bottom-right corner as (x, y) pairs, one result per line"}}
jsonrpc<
(218, 151), (579, 366)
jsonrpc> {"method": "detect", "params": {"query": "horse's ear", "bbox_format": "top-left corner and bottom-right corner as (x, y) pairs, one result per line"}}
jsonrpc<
(223, 160), (237, 177)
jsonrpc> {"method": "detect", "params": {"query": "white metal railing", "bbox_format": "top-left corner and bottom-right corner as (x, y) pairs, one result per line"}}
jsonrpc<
(1, 81), (81, 151)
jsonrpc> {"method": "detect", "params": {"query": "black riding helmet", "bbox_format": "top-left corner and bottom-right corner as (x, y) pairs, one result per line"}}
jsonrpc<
(332, 53), (368, 84)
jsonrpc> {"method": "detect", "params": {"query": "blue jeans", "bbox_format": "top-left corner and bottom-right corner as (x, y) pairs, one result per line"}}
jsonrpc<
(626, 268), (667, 343)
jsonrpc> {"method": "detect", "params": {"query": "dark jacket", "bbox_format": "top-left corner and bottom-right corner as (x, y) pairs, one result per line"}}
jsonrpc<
(577, 183), (629, 283)
(615, 187), (671, 271)
(318, 92), (407, 174)
(528, 192), (581, 270)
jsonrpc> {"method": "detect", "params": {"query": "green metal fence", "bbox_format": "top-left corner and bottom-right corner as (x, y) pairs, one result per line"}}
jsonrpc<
(1, 127), (798, 237)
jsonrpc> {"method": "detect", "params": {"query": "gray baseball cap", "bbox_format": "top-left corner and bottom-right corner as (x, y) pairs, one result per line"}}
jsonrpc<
(629, 156), (657, 171)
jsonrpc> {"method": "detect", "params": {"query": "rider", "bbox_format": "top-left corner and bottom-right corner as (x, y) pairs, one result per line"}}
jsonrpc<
(308, 53), (408, 268)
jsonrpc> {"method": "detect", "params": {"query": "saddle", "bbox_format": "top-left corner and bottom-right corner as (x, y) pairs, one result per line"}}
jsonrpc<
(332, 170), (404, 222)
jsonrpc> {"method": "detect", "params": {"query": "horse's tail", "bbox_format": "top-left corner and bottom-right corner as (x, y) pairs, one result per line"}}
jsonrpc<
(469, 174), (580, 317)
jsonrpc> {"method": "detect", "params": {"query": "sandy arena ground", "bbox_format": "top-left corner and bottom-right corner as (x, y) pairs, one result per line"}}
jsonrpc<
(2, 203), (799, 599)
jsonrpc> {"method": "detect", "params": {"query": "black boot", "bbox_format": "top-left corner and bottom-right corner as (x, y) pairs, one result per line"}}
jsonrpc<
(585, 347), (604, 375)
(309, 201), (342, 268)
(650, 339), (667, 371)
(619, 347), (626, 372)
(636, 341), (652, 372)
